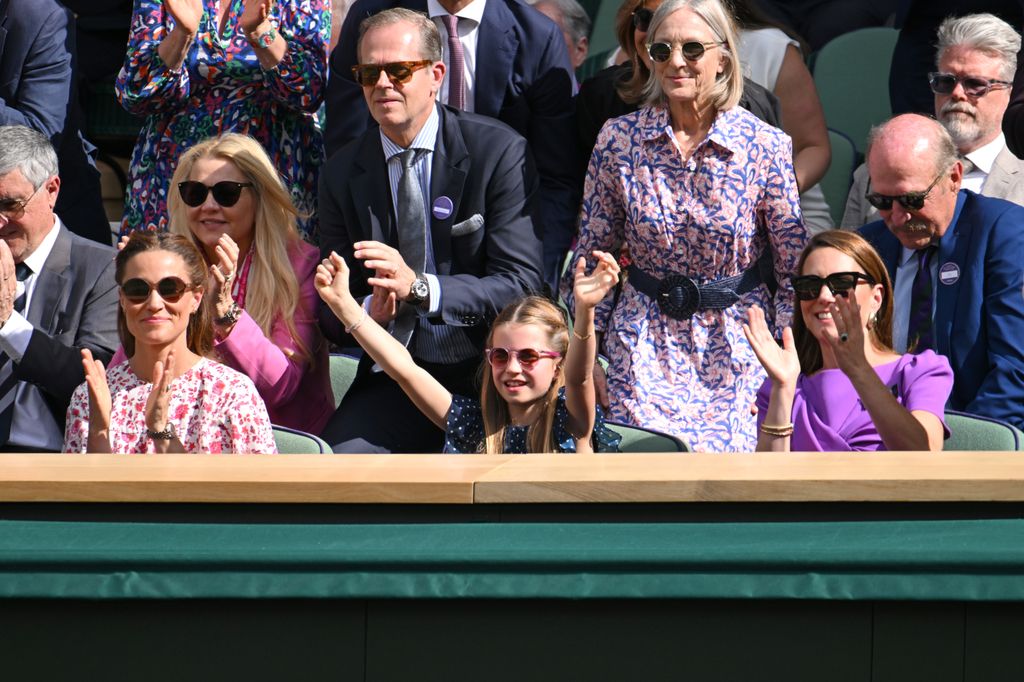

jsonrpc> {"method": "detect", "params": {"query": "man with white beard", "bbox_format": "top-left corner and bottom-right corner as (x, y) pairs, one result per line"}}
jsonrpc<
(842, 13), (1024, 228)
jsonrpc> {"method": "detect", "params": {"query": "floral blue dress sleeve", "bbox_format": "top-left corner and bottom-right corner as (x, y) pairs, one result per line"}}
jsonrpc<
(443, 390), (622, 453)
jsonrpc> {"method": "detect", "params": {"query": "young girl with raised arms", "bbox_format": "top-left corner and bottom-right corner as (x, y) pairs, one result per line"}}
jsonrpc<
(315, 251), (622, 453)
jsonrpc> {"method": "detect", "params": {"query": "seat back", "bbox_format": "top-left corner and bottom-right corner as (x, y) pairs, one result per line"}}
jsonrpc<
(811, 27), (898, 155)
(943, 410), (1024, 451)
(821, 129), (858, 226)
(329, 353), (359, 410)
(272, 425), (332, 454)
(606, 421), (689, 452)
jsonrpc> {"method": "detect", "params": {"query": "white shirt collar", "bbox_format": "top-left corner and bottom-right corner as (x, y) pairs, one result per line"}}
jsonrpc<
(21, 215), (61, 277)
(962, 133), (1006, 176)
(426, 0), (487, 24)
(381, 104), (441, 160)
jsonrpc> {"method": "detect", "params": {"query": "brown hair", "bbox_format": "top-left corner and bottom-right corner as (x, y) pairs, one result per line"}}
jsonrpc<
(116, 232), (214, 359)
(614, 0), (651, 104)
(792, 230), (894, 374)
(479, 296), (570, 454)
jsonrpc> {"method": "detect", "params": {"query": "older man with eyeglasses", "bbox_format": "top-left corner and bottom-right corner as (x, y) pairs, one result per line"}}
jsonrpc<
(0, 125), (117, 452)
(317, 9), (543, 453)
(843, 13), (1024, 229)
(858, 113), (1024, 431)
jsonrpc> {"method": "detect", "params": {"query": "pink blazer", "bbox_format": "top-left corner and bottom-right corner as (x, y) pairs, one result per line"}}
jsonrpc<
(213, 241), (333, 434)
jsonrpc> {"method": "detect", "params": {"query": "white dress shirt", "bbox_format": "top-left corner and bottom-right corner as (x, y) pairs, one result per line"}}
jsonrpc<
(427, 0), (487, 112)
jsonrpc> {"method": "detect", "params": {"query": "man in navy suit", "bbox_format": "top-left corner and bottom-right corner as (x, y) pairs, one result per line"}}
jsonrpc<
(0, 0), (111, 245)
(326, 0), (576, 291)
(318, 9), (543, 452)
(860, 114), (1024, 430)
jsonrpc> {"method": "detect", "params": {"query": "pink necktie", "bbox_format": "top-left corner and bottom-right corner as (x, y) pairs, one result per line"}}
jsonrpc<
(441, 14), (465, 109)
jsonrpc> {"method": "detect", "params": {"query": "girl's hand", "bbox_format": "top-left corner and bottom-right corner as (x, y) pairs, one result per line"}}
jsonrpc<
(315, 252), (361, 314)
(209, 234), (240, 321)
(822, 293), (872, 377)
(82, 349), (112, 435)
(240, 0), (273, 35)
(164, 0), (204, 35)
(743, 305), (800, 388)
(573, 250), (620, 310)
(145, 351), (175, 435)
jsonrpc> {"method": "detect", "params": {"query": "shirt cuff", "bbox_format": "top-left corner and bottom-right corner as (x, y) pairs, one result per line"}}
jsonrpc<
(424, 274), (441, 316)
(0, 311), (33, 362)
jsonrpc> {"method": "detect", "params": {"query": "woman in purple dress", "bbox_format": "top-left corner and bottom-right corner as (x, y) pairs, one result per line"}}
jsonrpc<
(744, 231), (953, 451)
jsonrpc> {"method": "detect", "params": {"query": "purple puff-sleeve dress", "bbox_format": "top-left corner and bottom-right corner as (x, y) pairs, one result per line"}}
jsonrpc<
(755, 350), (954, 451)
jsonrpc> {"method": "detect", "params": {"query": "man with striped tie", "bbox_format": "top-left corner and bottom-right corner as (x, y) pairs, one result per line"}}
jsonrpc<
(860, 114), (1024, 431)
(0, 126), (117, 451)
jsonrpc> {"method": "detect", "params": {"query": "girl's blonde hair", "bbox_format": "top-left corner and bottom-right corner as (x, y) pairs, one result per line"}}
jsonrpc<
(479, 296), (570, 454)
(167, 134), (309, 362)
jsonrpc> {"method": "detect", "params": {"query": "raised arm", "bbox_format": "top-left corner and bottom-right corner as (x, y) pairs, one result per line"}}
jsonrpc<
(773, 45), (831, 192)
(315, 252), (453, 429)
(116, 0), (197, 116)
(743, 305), (800, 452)
(563, 251), (620, 452)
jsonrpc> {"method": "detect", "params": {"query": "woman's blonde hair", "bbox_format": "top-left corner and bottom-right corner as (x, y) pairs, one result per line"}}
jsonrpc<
(479, 296), (570, 454)
(641, 0), (744, 110)
(792, 230), (895, 374)
(167, 134), (308, 361)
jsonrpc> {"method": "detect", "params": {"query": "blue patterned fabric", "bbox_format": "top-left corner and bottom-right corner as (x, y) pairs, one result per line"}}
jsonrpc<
(564, 105), (807, 452)
(116, 0), (329, 240)
(443, 388), (622, 453)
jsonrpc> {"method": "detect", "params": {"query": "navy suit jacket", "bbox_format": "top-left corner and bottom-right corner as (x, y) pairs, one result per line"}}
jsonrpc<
(325, 0), (576, 285)
(318, 105), (543, 353)
(0, 0), (110, 245)
(860, 191), (1024, 430)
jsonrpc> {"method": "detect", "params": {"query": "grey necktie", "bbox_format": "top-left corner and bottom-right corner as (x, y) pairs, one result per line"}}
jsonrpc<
(960, 156), (976, 174)
(392, 149), (427, 348)
(0, 262), (35, 444)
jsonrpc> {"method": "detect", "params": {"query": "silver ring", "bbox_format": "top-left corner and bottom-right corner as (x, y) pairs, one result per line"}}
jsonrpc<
(840, 333), (849, 343)
(224, 271), (234, 282)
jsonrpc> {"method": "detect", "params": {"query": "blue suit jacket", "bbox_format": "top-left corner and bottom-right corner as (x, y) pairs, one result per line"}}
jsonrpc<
(318, 105), (543, 352)
(0, 0), (110, 245)
(325, 0), (576, 287)
(860, 191), (1024, 429)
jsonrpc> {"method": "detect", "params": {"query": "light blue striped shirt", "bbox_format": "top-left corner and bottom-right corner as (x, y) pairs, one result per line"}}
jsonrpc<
(378, 105), (477, 364)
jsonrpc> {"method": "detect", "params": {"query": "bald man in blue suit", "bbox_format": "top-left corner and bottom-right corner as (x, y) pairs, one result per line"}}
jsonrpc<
(860, 114), (1024, 430)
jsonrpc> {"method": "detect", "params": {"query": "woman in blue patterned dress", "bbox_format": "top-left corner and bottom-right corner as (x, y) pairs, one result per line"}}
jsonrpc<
(565, 0), (807, 451)
(115, 0), (329, 240)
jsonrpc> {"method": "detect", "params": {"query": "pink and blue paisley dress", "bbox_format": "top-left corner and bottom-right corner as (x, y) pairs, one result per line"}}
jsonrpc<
(567, 105), (807, 452)
(116, 0), (328, 240)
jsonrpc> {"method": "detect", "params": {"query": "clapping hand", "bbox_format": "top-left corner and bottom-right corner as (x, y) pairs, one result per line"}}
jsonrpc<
(209, 234), (240, 320)
(240, 0), (274, 35)
(164, 0), (204, 35)
(353, 241), (416, 302)
(573, 250), (620, 310)
(82, 349), (112, 438)
(145, 351), (176, 437)
(821, 293), (871, 377)
(0, 241), (18, 327)
(743, 305), (800, 389)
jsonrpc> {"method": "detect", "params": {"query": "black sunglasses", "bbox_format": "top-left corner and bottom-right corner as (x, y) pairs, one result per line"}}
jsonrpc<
(351, 60), (433, 86)
(485, 347), (562, 369)
(792, 272), (875, 301)
(178, 180), (253, 208)
(121, 277), (197, 303)
(864, 171), (945, 211)
(632, 7), (653, 31)
(928, 72), (1012, 98)
(647, 40), (722, 63)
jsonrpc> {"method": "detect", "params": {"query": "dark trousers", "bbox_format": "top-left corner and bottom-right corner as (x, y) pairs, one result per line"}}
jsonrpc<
(322, 356), (482, 453)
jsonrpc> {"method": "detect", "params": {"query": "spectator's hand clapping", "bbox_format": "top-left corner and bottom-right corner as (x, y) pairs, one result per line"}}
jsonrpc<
(165, 0), (205, 35)
(240, 0), (274, 35)
(209, 234), (240, 321)
(743, 305), (800, 389)
(81, 349), (112, 438)
(0, 241), (17, 326)
(572, 250), (620, 310)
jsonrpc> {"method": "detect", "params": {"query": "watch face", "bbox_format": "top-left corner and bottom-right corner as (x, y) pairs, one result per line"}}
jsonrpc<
(412, 279), (429, 301)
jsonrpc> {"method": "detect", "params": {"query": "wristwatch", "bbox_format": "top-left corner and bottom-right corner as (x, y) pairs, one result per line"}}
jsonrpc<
(248, 24), (278, 49)
(215, 301), (242, 327)
(147, 423), (175, 441)
(408, 276), (429, 305)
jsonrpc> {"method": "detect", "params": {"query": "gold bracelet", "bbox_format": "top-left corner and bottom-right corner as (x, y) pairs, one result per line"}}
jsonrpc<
(759, 422), (794, 438)
(345, 309), (367, 334)
(573, 329), (592, 341)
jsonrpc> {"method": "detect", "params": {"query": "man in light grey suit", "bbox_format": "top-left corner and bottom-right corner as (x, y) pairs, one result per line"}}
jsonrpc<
(0, 126), (117, 451)
(842, 13), (1024, 229)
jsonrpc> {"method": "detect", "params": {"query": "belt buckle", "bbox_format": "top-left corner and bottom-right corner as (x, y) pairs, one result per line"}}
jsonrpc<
(657, 275), (700, 320)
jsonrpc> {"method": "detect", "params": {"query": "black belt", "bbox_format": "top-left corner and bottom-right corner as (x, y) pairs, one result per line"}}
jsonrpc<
(627, 251), (774, 320)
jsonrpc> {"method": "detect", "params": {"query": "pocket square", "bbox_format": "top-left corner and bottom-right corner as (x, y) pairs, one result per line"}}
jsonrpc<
(451, 214), (484, 237)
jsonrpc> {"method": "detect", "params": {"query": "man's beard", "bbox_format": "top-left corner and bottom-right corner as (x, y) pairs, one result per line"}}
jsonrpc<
(939, 101), (982, 149)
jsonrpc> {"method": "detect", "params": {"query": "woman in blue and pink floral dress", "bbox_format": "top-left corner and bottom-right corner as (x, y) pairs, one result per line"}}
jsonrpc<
(565, 0), (807, 451)
(115, 0), (329, 240)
